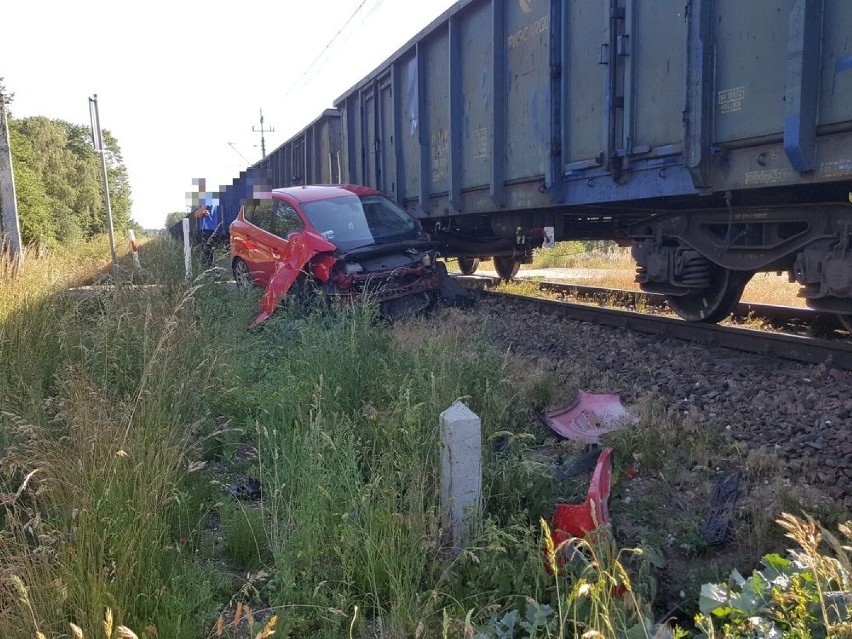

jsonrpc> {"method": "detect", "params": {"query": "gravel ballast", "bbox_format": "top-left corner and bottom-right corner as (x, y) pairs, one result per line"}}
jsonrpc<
(470, 295), (852, 510)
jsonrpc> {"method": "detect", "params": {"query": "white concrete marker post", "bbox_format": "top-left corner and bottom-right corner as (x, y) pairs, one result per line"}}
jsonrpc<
(440, 402), (482, 554)
(127, 229), (141, 271)
(182, 217), (192, 280)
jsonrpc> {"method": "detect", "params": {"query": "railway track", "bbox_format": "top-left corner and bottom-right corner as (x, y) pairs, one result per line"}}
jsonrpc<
(460, 273), (843, 327)
(456, 277), (852, 371)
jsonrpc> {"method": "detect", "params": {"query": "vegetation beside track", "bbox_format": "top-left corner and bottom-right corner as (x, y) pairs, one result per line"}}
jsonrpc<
(463, 241), (807, 309)
(0, 239), (848, 638)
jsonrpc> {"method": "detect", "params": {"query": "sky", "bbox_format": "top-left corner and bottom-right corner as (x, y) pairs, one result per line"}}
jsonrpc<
(1, 0), (457, 229)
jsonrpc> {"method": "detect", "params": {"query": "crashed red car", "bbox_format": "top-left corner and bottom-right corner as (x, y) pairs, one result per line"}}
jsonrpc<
(230, 185), (441, 327)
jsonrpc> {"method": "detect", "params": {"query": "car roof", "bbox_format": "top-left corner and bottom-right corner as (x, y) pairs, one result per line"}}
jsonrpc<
(271, 184), (381, 203)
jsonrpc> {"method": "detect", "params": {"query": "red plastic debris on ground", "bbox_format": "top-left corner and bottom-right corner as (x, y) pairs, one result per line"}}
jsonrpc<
(551, 447), (613, 545)
(540, 391), (635, 443)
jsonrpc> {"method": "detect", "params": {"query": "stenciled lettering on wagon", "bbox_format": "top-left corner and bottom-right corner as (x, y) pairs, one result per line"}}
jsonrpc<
(733, 211), (769, 221)
(819, 159), (852, 178)
(718, 86), (745, 114)
(472, 127), (488, 159)
(744, 168), (794, 185)
(432, 129), (449, 184)
(507, 15), (549, 50)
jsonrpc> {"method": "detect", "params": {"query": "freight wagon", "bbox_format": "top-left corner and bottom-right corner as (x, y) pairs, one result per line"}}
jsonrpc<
(217, 0), (852, 326)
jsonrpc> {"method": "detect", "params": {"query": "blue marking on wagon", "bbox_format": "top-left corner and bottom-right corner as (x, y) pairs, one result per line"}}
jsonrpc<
(407, 58), (418, 136)
(837, 55), (852, 73)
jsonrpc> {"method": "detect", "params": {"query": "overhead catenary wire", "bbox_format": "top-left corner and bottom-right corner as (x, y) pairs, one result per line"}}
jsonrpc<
(306, 0), (389, 80)
(281, 0), (375, 102)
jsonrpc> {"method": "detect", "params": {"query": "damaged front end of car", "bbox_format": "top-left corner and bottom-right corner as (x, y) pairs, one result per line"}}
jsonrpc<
(323, 243), (441, 319)
(251, 240), (441, 327)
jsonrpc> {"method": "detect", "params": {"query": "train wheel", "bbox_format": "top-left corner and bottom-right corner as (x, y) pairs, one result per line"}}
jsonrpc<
(839, 314), (852, 332)
(494, 256), (520, 281)
(457, 257), (480, 275)
(665, 267), (752, 323)
(233, 258), (253, 289)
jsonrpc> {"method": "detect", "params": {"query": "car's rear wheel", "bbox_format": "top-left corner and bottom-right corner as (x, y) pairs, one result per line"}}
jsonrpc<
(233, 258), (253, 289)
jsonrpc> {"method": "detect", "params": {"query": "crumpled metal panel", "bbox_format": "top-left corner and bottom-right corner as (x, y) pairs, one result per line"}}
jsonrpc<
(249, 231), (336, 329)
(539, 391), (635, 443)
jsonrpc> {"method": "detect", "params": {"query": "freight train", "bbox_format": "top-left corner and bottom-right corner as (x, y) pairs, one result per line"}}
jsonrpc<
(214, 0), (852, 327)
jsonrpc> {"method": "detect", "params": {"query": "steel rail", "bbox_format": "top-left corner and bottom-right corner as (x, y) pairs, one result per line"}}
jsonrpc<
(473, 289), (852, 371)
(457, 274), (842, 328)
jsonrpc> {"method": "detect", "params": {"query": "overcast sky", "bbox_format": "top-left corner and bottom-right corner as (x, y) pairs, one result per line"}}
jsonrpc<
(1, 0), (457, 229)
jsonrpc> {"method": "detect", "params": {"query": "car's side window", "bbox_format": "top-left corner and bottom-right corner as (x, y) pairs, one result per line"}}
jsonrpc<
(247, 199), (275, 233)
(274, 201), (304, 238)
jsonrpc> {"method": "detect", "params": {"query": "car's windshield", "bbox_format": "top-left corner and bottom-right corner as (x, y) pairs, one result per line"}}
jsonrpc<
(301, 194), (420, 250)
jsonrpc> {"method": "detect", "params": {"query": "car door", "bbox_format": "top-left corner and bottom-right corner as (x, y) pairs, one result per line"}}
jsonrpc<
(271, 197), (308, 272)
(241, 197), (278, 286)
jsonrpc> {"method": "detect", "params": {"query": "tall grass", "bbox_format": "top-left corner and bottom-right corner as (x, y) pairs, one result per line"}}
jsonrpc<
(2, 238), (845, 638)
(0, 239), (226, 637)
(214, 302), (556, 636)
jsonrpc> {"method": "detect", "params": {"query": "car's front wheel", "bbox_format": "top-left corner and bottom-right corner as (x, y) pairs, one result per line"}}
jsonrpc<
(233, 258), (253, 289)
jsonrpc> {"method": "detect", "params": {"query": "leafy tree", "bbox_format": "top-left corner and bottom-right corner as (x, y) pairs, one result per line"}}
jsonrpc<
(8, 114), (133, 246)
(8, 128), (52, 245)
(165, 211), (188, 229)
(101, 129), (131, 232)
(0, 76), (12, 103)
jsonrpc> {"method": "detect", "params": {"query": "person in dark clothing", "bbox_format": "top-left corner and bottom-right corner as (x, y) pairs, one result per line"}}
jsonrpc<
(193, 203), (218, 266)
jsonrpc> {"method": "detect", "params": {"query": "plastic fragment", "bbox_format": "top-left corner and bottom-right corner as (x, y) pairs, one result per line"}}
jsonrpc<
(701, 473), (740, 545)
(539, 391), (636, 443)
(553, 446), (603, 482)
(551, 447), (613, 543)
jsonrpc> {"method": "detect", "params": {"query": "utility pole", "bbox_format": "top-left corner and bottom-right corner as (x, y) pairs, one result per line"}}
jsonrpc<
(252, 108), (274, 158)
(88, 94), (119, 281)
(0, 94), (23, 264)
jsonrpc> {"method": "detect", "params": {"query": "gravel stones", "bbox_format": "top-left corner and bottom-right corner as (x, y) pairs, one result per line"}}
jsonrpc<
(468, 295), (852, 511)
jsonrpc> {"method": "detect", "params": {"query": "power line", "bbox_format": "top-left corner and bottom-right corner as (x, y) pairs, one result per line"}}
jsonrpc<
(282, 0), (373, 101)
(284, 0), (385, 97)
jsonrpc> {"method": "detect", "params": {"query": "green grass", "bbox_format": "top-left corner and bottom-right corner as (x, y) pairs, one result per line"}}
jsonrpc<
(0, 239), (231, 637)
(529, 241), (634, 270)
(2, 238), (847, 639)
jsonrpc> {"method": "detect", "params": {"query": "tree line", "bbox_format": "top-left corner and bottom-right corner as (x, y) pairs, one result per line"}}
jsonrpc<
(1, 78), (132, 247)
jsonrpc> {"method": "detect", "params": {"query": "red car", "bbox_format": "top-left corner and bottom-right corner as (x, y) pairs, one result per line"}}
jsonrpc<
(229, 185), (441, 327)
